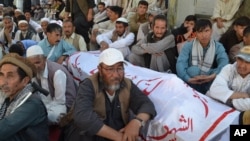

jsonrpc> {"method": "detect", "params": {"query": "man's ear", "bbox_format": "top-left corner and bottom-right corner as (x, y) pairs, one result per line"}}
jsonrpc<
(22, 76), (30, 86)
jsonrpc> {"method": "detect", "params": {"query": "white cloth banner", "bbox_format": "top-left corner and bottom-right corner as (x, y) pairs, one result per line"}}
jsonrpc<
(66, 51), (240, 141)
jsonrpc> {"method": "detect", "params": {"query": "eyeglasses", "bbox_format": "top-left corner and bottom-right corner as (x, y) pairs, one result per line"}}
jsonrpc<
(101, 66), (124, 74)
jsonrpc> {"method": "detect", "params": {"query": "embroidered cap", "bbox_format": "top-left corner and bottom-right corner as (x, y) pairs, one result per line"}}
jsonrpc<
(116, 17), (128, 24)
(236, 46), (250, 62)
(99, 48), (126, 66)
(18, 20), (28, 25)
(26, 45), (44, 57)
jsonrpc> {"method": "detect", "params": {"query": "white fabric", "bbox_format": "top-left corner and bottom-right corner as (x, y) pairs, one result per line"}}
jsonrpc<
(211, 0), (242, 40)
(26, 45), (44, 57)
(92, 20), (116, 34)
(29, 19), (42, 32)
(67, 51), (240, 140)
(63, 33), (87, 51)
(96, 29), (135, 58)
(207, 63), (250, 111)
(94, 10), (107, 24)
(38, 62), (67, 123)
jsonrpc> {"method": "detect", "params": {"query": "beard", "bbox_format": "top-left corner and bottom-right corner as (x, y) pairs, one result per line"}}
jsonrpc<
(104, 83), (120, 91)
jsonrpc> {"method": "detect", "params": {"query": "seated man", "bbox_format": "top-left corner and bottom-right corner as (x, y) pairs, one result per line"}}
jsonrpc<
(129, 15), (176, 73)
(90, 6), (123, 51)
(26, 45), (76, 122)
(128, 0), (149, 37)
(14, 20), (40, 42)
(96, 17), (135, 59)
(219, 16), (250, 54)
(38, 17), (50, 40)
(207, 46), (250, 112)
(171, 15), (197, 53)
(230, 26), (250, 63)
(38, 23), (76, 64)
(176, 19), (229, 94)
(0, 53), (49, 141)
(65, 48), (156, 140)
(136, 7), (162, 42)
(93, 2), (108, 24)
(62, 20), (87, 51)
(0, 15), (18, 49)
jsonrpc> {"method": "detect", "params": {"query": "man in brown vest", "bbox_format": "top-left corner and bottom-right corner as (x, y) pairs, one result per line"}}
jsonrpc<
(62, 20), (87, 51)
(71, 48), (156, 141)
(65, 0), (95, 44)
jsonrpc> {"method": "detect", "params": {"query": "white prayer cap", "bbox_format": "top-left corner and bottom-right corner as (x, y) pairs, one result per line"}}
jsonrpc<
(0, 4), (3, 7)
(41, 17), (50, 23)
(15, 9), (23, 14)
(148, 7), (162, 16)
(26, 45), (44, 57)
(99, 48), (126, 66)
(50, 20), (62, 27)
(18, 20), (28, 25)
(116, 17), (128, 24)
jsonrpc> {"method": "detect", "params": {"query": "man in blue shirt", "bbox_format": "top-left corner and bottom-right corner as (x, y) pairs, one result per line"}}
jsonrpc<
(38, 23), (76, 64)
(176, 19), (229, 94)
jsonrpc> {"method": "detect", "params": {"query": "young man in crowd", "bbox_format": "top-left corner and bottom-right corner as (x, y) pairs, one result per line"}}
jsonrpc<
(96, 17), (134, 59)
(176, 19), (228, 94)
(38, 23), (76, 64)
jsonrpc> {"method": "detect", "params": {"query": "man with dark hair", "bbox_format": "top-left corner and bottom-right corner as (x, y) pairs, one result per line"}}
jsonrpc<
(219, 16), (250, 54)
(90, 6), (123, 50)
(129, 15), (176, 73)
(65, 0), (95, 44)
(96, 17), (134, 59)
(176, 19), (229, 94)
(24, 10), (42, 33)
(230, 26), (250, 63)
(93, 2), (108, 24)
(62, 20), (87, 51)
(0, 53), (49, 141)
(38, 23), (76, 64)
(171, 15), (197, 53)
(128, 0), (149, 37)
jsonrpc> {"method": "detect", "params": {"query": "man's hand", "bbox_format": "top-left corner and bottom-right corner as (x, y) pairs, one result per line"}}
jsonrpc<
(64, 12), (69, 20)
(188, 74), (216, 84)
(87, 9), (93, 22)
(4, 28), (12, 43)
(216, 18), (224, 28)
(100, 41), (109, 51)
(119, 119), (141, 141)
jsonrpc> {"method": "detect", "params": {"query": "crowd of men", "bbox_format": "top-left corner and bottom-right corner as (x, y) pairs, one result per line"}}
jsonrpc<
(0, 0), (250, 141)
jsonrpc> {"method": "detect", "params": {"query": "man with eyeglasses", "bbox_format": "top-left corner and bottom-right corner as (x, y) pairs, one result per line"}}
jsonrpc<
(66, 48), (156, 141)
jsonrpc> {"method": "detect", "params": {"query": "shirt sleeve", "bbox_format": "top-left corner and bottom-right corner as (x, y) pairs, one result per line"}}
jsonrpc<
(129, 81), (156, 119)
(47, 70), (67, 123)
(176, 42), (193, 82)
(73, 78), (104, 135)
(232, 98), (250, 111)
(109, 33), (135, 49)
(78, 36), (87, 51)
(207, 64), (234, 103)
